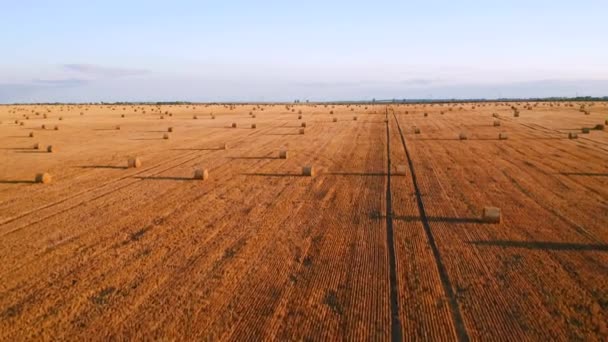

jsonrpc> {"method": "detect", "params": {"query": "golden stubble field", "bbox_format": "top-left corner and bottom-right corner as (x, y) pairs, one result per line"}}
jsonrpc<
(0, 101), (607, 340)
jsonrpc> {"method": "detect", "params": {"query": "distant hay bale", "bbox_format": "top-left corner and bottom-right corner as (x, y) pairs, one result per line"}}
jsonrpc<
(492, 113), (499, 118)
(116, 125), (121, 130)
(211, 115), (216, 119)
(232, 122), (237, 128)
(493, 120), (501, 127)
(298, 115), (302, 119)
(59, 117), (63, 120)
(194, 168), (209, 180)
(481, 207), (501, 223)
(499, 132), (508, 140)
(333, 117), (338, 122)
(568, 132), (578, 139)
(581, 127), (590, 134)
(424, 113), (428, 117)
(33, 143), (40, 150)
(168, 127), (173, 132)
(252, 114), (256, 118)
(29, 132), (34, 137)
(121, 114), (125, 118)
(193, 115), (198, 119)
(301, 122), (307, 127)
(594, 124), (604, 130)
(302, 166), (315, 177)
(330, 110), (334, 114)
(160, 115), (164, 119)
(43, 114), (48, 118)
(459, 132), (468, 140)
(513, 111), (520, 117)
(222, 143), (228, 150)
(163, 133), (170, 139)
(414, 127), (421, 134)
(20, 122), (24, 126)
(14, 120), (18, 124)
(35, 173), (52, 184)
(353, 116), (358, 121)
(54, 125), (59, 130)
(279, 150), (288, 159)
(251, 123), (256, 129)
(299, 128), (305, 134)
(47, 145), (55, 153)
(128, 157), (142, 168)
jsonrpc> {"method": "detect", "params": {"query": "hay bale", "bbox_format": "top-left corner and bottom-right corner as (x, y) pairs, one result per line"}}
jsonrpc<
(279, 150), (288, 159)
(128, 157), (142, 168)
(222, 143), (228, 150)
(168, 127), (173, 132)
(568, 132), (578, 139)
(302, 166), (315, 177)
(353, 116), (358, 121)
(299, 128), (305, 134)
(35, 173), (52, 184)
(163, 133), (170, 139)
(424, 113), (428, 117)
(115, 125), (121, 130)
(54, 125), (59, 130)
(193, 115), (198, 119)
(492, 113), (499, 118)
(211, 115), (216, 119)
(20, 122), (24, 126)
(499, 133), (508, 140)
(232, 122), (237, 128)
(482, 207), (501, 223)
(33, 143), (40, 150)
(252, 114), (256, 118)
(47, 145), (55, 153)
(493, 120), (501, 127)
(29, 132), (34, 137)
(301, 122), (307, 127)
(581, 127), (590, 134)
(514, 111), (520, 117)
(121, 114), (125, 118)
(395, 165), (407, 175)
(594, 124), (604, 130)
(330, 110), (334, 114)
(41, 124), (46, 129)
(414, 127), (421, 134)
(160, 115), (164, 119)
(333, 118), (338, 122)
(194, 168), (209, 180)
(59, 117), (63, 120)
(251, 123), (256, 129)
(459, 133), (468, 140)
(298, 115), (302, 119)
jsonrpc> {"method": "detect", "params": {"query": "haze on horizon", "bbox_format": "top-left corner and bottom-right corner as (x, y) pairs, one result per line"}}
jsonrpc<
(1, 0), (607, 103)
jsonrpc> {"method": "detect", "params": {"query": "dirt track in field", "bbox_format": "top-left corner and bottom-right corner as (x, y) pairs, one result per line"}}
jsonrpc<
(0, 102), (606, 340)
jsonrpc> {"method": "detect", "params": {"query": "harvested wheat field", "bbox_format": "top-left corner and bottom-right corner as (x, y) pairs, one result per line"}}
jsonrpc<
(0, 102), (607, 340)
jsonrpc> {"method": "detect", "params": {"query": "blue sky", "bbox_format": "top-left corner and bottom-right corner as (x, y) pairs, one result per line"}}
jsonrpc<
(1, 0), (607, 102)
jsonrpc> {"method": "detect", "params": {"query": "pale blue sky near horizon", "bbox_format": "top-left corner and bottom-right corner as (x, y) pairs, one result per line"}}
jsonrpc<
(1, 0), (607, 102)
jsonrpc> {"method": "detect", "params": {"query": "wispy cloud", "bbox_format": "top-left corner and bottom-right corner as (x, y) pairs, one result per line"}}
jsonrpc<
(63, 64), (150, 78)
(32, 78), (90, 87)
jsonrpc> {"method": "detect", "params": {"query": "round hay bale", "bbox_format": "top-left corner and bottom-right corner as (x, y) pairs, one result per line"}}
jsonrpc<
(514, 111), (520, 117)
(128, 157), (142, 168)
(115, 125), (121, 130)
(302, 166), (315, 177)
(29, 132), (34, 137)
(14, 120), (18, 124)
(298, 115), (302, 120)
(59, 117), (63, 120)
(251, 123), (257, 129)
(47, 145), (55, 153)
(168, 127), (173, 132)
(333, 118), (338, 122)
(301, 122), (307, 127)
(492, 113), (499, 118)
(581, 127), (590, 134)
(594, 124), (604, 130)
(35, 173), (52, 184)
(232, 122), (237, 128)
(160, 115), (164, 119)
(41, 124), (46, 129)
(194, 168), (209, 180)
(163, 133), (170, 139)
(54, 125), (59, 130)
(121, 114), (125, 118)
(279, 150), (288, 159)
(459, 133), (468, 140)
(568, 132), (578, 139)
(499, 133), (508, 140)
(193, 115), (198, 119)
(330, 110), (334, 114)
(493, 120), (501, 127)
(424, 113), (428, 117)
(299, 128), (305, 134)
(33, 142), (40, 150)
(211, 115), (216, 119)
(252, 114), (256, 118)
(414, 127), (421, 134)
(353, 116), (358, 121)
(482, 207), (501, 223)
(20, 122), (24, 126)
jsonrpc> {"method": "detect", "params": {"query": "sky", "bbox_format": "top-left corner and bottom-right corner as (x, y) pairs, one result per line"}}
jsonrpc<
(1, 0), (607, 103)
